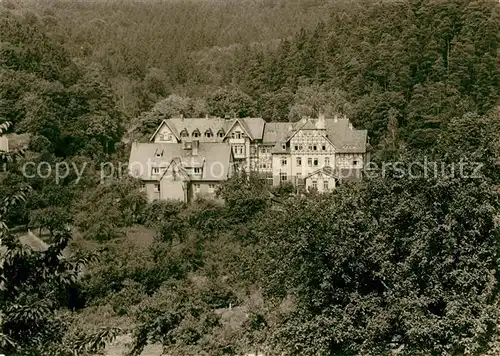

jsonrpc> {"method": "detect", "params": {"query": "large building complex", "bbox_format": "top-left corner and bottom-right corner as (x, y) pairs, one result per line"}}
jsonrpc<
(129, 114), (369, 202)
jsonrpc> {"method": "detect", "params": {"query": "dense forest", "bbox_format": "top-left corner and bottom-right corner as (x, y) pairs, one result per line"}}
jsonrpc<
(0, 0), (499, 355)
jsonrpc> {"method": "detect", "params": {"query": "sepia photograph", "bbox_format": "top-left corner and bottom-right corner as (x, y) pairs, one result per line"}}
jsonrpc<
(0, 0), (499, 355)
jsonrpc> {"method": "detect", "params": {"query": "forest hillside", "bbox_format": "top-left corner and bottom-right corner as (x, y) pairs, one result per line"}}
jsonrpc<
(0, 0), (499, 355)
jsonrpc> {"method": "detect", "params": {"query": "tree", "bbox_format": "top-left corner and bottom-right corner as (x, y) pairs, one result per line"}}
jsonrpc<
(258, 158), (500, 355)
(1, 120), (115, 355)
(73, 177), (147, 241)
(152, 94), (208, 118)
(28, 207), (71, 237)
(207, 87), (255, 118)
(217, 172), (268, 224)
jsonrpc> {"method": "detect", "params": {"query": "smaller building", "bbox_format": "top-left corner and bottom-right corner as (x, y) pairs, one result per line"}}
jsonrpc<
(303, 167), (338, 192)
(129, 140), (234, 203)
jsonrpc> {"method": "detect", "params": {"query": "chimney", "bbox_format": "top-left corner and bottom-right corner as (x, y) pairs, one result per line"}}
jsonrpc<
(180, 113), (184, 122)
(192, 140), (199, 156)
(224, 114), (231, 120)
(333, 114), (338, 123)
(0, 135), (9, 152)
(317, 112), (326, 129)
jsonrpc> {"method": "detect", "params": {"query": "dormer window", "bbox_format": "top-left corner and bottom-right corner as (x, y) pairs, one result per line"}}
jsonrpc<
(217, 130), (225, 138)
(155, 149), (164, 158)
(152, 167), (160, 175)
(194, 167), (201, 174)
(180, 129), (189, 138)
(205, 129), (213, 138)
(192, 129), (200, 138)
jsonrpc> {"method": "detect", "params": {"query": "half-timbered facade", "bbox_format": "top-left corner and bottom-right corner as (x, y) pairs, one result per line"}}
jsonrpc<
(131, 114), (368, 201)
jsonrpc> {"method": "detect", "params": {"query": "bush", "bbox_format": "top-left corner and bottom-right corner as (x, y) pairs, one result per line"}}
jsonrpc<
(141, 199), (185, 226)
(74, 177), (147, 241)
(183, 198), (226, 237)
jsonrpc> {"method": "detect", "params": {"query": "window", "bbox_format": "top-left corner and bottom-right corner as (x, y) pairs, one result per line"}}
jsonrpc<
(313, 158), (319, 167)
(294, 145), (299, 151)
(234, 131), (242, 139)
(233, 145), (244, 155)
(325, 157), (330, 166)
(155, 150), (163, 157)
(194, 167), (201, 174)
(308, 158), (312, 167)
(323, 180), (329, 190)
(160, 133), (172, 141)
(353, 160), (358, 166)
(296, 173), (303, 185)
(205, 130), (213, 138)
(296, 157), (302, 167)
(280, 172), (287, 181)
(313, 145), (317, 151)
(208, 183), (216, 193)
(152, 167), (160, 175)
(299, 145), (303, 150)
(282, 144), (286, 150)
(193, 130), (200, 138)
(140, 184), (145, 192)
(281, 157), (287, 166)
(154, 184), (160, 192)
(194, 184), (201, 192)
(322, 145), (326, 151)
(312, 180), (318, 189)
(308, 145), (312, 151)
(218, 130), (225, 138)
(180, 130), (189, 138)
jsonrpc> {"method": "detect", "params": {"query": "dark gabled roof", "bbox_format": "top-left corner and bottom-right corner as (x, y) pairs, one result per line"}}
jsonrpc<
(149, 120), (180, 141)
(325, 118), (367, 153)
(129, 142), (232, 182)
(222, 118), (253, 140)
(264, 116), (367, 154)
(158, 117), (266, 141)
(262, 122), (293, 144)
(239, 118), (266, 140)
